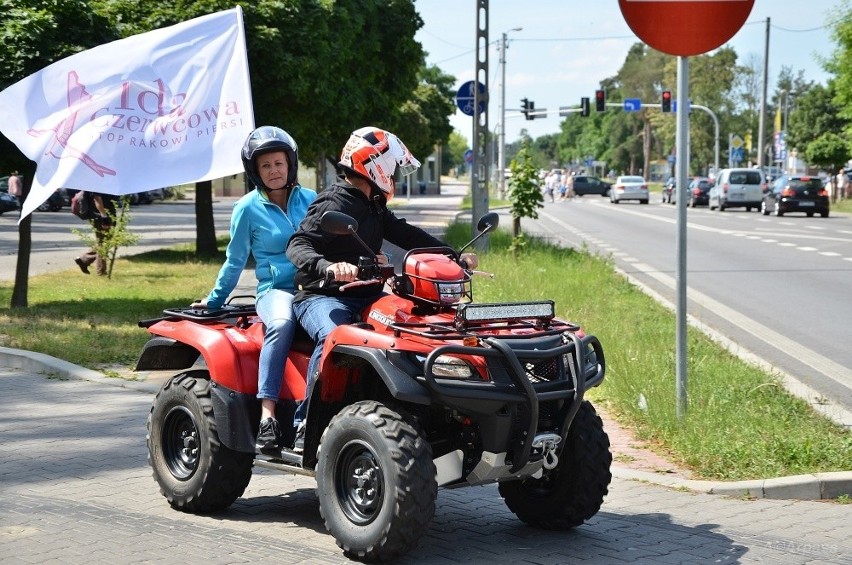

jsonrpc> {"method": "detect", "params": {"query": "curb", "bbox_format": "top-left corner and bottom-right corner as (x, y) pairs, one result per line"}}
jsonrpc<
(2, 345), (850, 501)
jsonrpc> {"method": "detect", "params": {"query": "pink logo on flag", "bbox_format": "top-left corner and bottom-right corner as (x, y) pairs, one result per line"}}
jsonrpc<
(27, 71), (117, 178)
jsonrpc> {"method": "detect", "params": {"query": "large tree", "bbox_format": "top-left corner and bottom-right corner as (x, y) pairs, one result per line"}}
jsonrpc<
(0, 0), (118, 307)
(825, 0), (852, 137)
(94, 0), (429, 253)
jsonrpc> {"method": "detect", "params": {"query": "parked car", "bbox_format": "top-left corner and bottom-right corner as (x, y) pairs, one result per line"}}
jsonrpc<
(662, 176), (676, 203)
(36, 189), (66, 212)
(673, 176), (712, 207)
(708, 168), (765, 212)
(610, 175), (649, 204)
(572, 175), (611, 197)
(761, 175), (829, 218)
(128, 188), (166, 205)
(0, 191), (19, 215)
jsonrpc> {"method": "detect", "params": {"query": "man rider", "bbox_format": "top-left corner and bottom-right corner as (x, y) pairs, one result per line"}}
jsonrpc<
(285, 126), (477, 451)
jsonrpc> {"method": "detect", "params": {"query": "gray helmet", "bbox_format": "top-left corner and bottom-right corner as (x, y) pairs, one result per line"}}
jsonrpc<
(241, 126), (298, 190)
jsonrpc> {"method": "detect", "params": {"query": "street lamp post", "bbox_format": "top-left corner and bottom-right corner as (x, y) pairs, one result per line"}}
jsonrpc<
(498, 27), (521, 198)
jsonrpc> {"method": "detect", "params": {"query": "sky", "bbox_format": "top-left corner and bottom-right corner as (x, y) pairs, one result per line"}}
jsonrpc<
(414, 0), (843, 145)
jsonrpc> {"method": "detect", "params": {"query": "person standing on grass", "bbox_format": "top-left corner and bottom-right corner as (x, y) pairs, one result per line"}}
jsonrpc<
(74, 191), (119, 275)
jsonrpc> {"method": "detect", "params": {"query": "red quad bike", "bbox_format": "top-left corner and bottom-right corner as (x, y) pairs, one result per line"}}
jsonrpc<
(137, 211), (612, 562)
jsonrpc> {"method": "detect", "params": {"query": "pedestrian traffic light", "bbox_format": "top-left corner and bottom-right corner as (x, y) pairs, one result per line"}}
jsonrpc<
(595, 89), (606, 112)
(521, 97), (529, 119)
(580, 97), (590, 117)
(661, 90), (672, 113)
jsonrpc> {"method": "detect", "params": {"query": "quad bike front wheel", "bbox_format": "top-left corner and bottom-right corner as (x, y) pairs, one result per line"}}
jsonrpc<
(147, 371), (254, 513)
(499, 400), (612, 529)
(316, 400), (437, 563)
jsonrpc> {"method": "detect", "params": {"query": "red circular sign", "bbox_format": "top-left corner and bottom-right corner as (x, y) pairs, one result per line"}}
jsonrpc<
(619, 0), (755, 56)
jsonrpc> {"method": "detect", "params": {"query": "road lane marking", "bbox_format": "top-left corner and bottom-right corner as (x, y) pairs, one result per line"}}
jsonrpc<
(539, 209), (852, 427)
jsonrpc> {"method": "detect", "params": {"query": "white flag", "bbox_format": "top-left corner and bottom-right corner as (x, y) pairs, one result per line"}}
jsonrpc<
(0, 7), (254, 219)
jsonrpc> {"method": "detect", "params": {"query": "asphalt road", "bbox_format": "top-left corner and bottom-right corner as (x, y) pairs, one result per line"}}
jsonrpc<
(520, 196), (852, 426)
(0, 197), (234, 281)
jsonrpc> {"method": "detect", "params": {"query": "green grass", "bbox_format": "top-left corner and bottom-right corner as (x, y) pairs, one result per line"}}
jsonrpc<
(832, 198), (852, 215)
(1, 227), (850, 481)
(0, 242), (225, 367)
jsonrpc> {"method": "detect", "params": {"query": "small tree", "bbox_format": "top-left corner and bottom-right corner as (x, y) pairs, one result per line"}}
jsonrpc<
(72, 198), (140, 279)
(507, 141), (544, 242)
(804, 133), (851, 203)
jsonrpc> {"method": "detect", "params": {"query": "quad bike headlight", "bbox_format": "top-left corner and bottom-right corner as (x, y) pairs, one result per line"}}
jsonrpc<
(416, 354), (474, 379)
(436, 282), (465, 304)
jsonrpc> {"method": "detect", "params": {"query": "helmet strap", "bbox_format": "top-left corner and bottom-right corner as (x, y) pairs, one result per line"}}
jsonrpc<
(369, 187), (387, 214)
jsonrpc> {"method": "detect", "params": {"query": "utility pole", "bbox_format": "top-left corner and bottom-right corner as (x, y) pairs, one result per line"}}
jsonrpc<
(757, 17), (770, 169)
(470, 0), (489, 246)
(498, 27), (521, 198)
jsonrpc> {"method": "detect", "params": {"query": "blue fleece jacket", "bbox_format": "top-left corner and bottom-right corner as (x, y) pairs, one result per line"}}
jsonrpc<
(206, 185), (316, 308)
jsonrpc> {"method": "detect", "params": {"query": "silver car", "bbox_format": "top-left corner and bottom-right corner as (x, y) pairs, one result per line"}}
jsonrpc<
(709, 168), (766, 212)
(610, 175), (649, 204)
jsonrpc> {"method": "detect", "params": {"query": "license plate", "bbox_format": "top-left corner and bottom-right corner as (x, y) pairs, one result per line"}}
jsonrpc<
(729, 193), (742, 200)
(799, 201), (815, 206)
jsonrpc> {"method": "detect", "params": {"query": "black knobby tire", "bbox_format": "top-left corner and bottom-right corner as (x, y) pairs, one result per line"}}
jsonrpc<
(498, 401), (612, 530)
(316, 400), (437, 562)
(147, 371), (254, 513)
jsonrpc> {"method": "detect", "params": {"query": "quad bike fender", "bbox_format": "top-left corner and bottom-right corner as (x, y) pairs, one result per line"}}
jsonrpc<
(319, 343), (432, 406)
(137, 319), (260, 394)
(210, 381), (259, 453)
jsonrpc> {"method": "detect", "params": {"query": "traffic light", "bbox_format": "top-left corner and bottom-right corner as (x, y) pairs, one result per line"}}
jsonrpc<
(661, 90), (672, 113)
(521, 97), (529, 119)
(527, 99), (535, 120)
(580, 97), (590, 117)
(595, 89), (606, 112)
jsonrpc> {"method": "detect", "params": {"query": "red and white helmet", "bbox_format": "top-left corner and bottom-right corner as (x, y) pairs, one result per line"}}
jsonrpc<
(339, 127), (420, 198)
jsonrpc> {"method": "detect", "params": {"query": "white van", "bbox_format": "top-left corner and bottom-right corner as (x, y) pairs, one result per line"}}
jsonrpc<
(709, 168), (766, 212)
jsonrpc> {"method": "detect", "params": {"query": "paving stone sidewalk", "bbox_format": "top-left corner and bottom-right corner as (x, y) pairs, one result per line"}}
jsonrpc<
(1, 367), (850, 564)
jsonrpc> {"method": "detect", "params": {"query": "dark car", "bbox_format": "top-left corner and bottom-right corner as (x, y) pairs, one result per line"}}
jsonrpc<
(761, 175), (829, 218)
(572, 175), (611, 197)
(685, 177), (712, 207)
(0, 191), (19, 215)
(662, 176), (676, 203)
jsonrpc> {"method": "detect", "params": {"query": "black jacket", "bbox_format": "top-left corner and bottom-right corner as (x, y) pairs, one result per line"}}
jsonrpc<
(286, 177), (444, 301)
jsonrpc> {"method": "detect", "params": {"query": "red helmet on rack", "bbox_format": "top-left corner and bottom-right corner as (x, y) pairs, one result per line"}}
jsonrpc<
(395, 253), (471, 307)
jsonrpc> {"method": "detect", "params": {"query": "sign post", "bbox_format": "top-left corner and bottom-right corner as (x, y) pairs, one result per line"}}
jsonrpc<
(619, 0), (755, 418)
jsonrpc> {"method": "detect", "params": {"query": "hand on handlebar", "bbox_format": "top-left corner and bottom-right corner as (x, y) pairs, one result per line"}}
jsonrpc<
(190, 298), (208, 309)
(326, 262), (359, 283)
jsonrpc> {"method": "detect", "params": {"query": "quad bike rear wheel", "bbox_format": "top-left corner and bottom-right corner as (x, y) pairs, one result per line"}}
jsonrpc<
(147, 371), (254, 512)
(316, 400), (437, 563)
(498, 401), (612, 529)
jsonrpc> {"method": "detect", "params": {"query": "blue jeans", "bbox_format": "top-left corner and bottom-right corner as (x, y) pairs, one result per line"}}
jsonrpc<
(255, 289), (297, 401)
(292, 294), (376, 424)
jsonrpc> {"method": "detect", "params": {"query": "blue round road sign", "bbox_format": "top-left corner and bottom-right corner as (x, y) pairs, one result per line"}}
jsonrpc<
(456, 81), (487, 117)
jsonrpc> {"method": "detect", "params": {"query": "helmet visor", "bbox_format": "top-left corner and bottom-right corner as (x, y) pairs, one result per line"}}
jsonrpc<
(387, 133), (421, 177)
